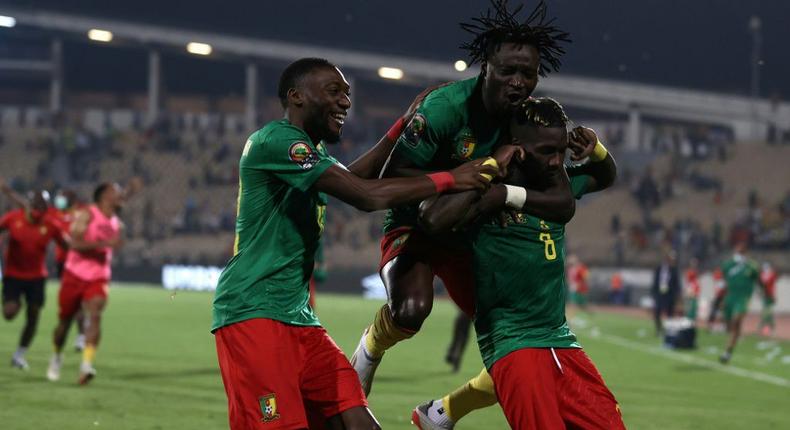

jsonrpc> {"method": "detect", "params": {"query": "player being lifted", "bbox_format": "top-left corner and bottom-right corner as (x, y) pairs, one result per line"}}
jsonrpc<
(413, 97), (623, 430)
(210, 58), (498, 430)
(350, 0), (580, 395)
(0, 185), (68, 370)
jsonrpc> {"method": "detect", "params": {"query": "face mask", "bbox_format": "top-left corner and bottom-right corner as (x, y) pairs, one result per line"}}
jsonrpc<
(54, 195), (68, 210)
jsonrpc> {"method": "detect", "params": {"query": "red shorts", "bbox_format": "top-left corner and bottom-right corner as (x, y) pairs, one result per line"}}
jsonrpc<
(379, 227), (475, 317)
(58, 270), (109, 320)
(490, 348), (625, 430)
(214, 318), (367, 430)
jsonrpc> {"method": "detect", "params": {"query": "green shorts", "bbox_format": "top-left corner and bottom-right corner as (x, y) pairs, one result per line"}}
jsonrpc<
(571, 291), (587, 306)
(723, 296), (749, 322)
(685, 297), (698, 320)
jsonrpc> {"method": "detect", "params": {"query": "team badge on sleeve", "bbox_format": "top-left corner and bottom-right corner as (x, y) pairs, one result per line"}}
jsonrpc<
(259, 393), (280, 422)
(401, 113), (427, 148)
(289, 141), (320, 170)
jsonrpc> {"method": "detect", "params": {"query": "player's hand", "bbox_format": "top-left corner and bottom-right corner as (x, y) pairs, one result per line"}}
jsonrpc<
(491, 145), (525, 179)
(401, 82), (450, 124)
(448, 158), (498, 192)
(569, 126), (598, 161)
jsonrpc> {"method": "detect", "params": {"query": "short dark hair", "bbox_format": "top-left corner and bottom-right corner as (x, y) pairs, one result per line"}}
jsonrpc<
(93, 183), (112, 203)
(277, 58), (336, 108)
(515, 97), (569, 128)
(460, 0), (571, 77)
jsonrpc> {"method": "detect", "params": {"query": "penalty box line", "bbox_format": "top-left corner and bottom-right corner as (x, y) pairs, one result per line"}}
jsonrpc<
(595, 333), (790, 389)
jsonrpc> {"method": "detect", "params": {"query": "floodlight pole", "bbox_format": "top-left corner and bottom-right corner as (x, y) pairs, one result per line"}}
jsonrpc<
(245, 63), (258, 132)
(49, 38), (62, 112)
(147, 50), (161, 126)
(749, 16), (762, 140)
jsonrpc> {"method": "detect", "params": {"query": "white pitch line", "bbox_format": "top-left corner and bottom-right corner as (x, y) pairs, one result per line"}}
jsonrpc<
(594, 333), (790, 388)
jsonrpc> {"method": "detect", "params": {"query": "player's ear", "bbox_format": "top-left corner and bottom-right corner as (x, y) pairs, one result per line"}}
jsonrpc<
(287, 88), (304, 108)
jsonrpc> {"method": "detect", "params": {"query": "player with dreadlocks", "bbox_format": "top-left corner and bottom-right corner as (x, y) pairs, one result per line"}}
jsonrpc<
(412, 97), (623, 430)
(350, 0), (598, 395)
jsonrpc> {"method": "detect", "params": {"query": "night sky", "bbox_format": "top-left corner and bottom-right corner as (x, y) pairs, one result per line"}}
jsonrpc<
(1, 0), (788, 98)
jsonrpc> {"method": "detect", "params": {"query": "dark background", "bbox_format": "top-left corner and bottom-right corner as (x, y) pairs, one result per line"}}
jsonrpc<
(0, 0), (787, 97)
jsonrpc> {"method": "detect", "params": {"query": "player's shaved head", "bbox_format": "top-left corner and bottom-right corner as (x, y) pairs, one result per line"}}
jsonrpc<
(278, 58), (338, 108)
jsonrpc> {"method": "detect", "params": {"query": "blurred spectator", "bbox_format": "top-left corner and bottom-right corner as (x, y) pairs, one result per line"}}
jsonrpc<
(651, 251), (680, 335)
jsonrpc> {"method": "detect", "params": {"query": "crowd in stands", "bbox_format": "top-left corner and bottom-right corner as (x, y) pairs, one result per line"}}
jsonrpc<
(1, 104), (788, 273)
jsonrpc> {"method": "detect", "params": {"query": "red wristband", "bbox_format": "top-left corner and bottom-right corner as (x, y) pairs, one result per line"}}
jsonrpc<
(386, 117), (405, 141)
(427, 172), (455, 193)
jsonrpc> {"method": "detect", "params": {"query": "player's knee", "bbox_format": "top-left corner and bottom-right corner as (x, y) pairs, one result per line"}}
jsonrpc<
(3, 305), (19, 320)
(391, 299), (432, 331)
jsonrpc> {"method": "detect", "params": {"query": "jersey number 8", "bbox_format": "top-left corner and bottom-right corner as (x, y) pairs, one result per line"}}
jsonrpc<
(539, 233), (557, 261)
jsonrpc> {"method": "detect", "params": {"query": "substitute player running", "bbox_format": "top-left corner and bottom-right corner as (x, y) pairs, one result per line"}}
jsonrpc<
(46, 183), (125, 384)
(412, 98), (623, 430)
(719, 242), (762, 364)
(1, 190), (68, 370)
(351, 0), (578, 395)
(211, 57), (496, 430)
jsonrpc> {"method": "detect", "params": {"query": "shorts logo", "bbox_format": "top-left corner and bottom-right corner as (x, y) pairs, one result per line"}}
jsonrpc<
(259, 394), (280, 422)
(392, 233), (410, 250)
(289, 141), (319, 170)
(40, 226), (48, 235)
(401, 113), (426, 148)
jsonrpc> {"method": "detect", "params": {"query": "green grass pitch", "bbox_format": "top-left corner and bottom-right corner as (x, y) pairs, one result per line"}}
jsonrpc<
(0, 282), (788, 429)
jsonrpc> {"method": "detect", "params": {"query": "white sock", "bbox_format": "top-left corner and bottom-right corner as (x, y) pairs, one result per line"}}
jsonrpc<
(427, 399), (454, 427)
(14, 347), (28, 359)
(52, 353), (63, 363)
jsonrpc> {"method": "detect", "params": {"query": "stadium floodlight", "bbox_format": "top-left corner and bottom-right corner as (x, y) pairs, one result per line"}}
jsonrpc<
(0, 15), (16, 28)
(87, 29), (113, 42)
(378, 67), (403, 80)
(187, 42), (212, 56)
(454, 60), (468, 72)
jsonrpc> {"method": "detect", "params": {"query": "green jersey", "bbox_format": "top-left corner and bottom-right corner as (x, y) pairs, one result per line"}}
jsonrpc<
(473, 175), (591, 369)
(211, 119), (338, 332)
(721, 256), (760, 300)
(382, 77), (502, 233)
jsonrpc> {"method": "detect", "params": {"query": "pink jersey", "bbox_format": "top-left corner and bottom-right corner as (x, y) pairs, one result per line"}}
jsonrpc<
(64, 205), (121, 282)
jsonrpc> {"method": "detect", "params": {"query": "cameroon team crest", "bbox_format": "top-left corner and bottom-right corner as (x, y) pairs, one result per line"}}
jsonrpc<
(259, 393), (280, 422)
(455, 132), (477, 160)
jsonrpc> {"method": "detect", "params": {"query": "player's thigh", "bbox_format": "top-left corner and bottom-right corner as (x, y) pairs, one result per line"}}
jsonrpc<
(380, 255), (435, 327)
(557, 349), (624, 430)
(215, 318), (308, 430)
(23, 278), (46, 310)
(82, 281), (110, 313)
(2, 277), (23, 305)
(301, 327), (368, 425)
(490, 348), (563, 430)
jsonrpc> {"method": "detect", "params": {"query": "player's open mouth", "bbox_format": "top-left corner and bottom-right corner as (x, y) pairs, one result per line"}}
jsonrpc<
(506, 93), (524, 105)
(331, 112), (347, 126)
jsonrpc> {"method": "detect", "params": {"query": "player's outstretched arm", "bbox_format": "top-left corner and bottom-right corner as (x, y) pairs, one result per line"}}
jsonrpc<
(314, 158), (495, 212)
(0, 177), (30, 210)
(347, 84), (445, 179)
(567, 127), (617, 192)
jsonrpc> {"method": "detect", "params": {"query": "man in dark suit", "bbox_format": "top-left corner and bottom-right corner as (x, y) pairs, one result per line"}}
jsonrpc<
(652, 251), (681, 335)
